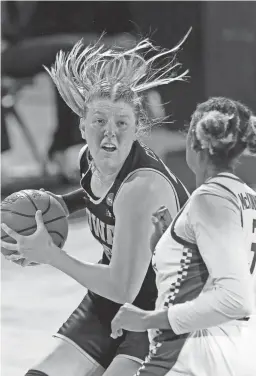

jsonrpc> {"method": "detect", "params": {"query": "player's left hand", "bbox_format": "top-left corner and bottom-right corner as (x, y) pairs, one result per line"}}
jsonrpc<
(111, 303), (149, 339)
(150, 206), (172, 252)
(1, 210), (60, 264)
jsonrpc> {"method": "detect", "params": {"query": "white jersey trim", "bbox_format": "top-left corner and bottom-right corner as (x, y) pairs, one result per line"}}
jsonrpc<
(78, 144), (88, 166)
(53, 333), (104, 368)
(79, 145), (116, 205)
(163, 247), (193, 308)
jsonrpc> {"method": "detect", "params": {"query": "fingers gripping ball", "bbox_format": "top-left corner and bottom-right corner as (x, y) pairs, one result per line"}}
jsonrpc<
(1, 190), (69, 266)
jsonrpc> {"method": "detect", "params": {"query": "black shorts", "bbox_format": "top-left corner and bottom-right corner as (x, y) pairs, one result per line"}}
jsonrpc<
(56, 293), (150, 369)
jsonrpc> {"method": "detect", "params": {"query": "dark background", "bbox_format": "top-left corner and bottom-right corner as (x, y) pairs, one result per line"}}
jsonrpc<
(1, 1), (256, 194)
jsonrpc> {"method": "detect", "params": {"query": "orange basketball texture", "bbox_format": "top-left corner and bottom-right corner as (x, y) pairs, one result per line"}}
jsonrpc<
(1, 190), (69, 264)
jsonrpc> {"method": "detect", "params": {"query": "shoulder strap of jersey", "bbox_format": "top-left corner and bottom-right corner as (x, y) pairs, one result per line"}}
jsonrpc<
(202, 177), (243, 217)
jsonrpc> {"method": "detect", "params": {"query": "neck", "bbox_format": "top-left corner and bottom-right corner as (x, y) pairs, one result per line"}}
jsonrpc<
(91, 161), (122, 185)
(90, 143), (133, 184)
(195, 166), (234, 187)
(96, 167), (119, 183)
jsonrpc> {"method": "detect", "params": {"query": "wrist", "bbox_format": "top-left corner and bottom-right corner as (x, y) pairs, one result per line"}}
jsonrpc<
(48, 244), (66, 267)
(143, 310), (157, 330)
(144, 309), (171, 330)
(58, 195), (70, 216)
(61, 189), (88, 215)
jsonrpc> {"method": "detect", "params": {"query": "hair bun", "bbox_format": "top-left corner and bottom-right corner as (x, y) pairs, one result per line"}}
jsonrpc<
(246, 116), (256, 154)
(195, 110), (237, 154)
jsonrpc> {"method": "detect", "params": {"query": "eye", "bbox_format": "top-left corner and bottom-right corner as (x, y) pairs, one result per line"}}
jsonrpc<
(117, 120), (128, 129)
(93, 117), (105, 126)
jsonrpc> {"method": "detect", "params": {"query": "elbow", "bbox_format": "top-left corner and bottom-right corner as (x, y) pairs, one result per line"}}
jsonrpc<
(116, 289), (137, 305)
(223, 283), (254, 319)
(123, 289), (138, 304)
(236, 293), (254, 318)
(235, 279), (254, 318)
(112, 283), (138, 304)
(233, 300), (253, 319)
(110, 266), (140, 304)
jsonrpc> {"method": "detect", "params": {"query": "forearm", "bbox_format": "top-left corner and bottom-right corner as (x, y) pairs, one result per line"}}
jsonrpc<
(144, 309), (172, 330)
(61, 188), (88, 215)
(167, 280), (253, 335)
(144, 284), (252, 334)
(177, 195), (254, 335)
(49, 248), (126, 303)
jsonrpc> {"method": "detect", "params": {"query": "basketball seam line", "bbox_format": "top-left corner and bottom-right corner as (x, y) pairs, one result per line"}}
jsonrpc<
(42, 194), (51, 215)
(21, 190), (39, 211)
(1, 215), (67, 240)
(47, 230), (65, 240)
(1, 195), (60, 217)
(0, 209), (38, 218)
(2, 228), (65, 241)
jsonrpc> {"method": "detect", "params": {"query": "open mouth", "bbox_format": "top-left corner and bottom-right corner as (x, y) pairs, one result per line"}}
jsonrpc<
(101, 144), (117, 152)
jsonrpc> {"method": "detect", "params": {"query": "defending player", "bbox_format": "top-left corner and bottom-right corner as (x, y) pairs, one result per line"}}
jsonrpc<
(1, 35), (191, 376)
(111, 97), (256, 376)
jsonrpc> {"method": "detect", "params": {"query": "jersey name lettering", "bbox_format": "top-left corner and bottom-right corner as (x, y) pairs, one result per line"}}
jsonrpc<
(87, 211), (114, 246)
(238, 192), (256, 211)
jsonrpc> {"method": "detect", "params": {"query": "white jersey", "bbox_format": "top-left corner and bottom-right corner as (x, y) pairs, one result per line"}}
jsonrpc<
(152, 172), (255, 336)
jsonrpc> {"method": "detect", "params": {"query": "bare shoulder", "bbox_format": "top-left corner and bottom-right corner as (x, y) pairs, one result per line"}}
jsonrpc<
(117, 169), (171, 200)
(114, 169), (178, 217)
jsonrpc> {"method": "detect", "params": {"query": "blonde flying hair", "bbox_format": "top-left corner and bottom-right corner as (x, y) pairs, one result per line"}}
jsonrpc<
(45, 29), (192, 126)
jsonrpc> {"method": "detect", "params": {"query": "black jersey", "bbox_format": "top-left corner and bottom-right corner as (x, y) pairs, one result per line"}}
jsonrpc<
(79, 140), (189, 322)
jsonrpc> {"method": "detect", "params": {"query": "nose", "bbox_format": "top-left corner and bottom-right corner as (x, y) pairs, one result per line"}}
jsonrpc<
(104, 118), (117, 137)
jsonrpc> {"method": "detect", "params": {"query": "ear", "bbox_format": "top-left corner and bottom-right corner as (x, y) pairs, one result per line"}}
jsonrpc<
(191, 129), (201, 152)
(79, 119), (86, 140)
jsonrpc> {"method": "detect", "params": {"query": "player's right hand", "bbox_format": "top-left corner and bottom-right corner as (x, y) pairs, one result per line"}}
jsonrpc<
(40, 188), (69, 216)
(1, 210), (62, 265)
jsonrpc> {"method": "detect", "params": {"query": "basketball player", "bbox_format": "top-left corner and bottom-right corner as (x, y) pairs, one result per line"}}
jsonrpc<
(111, 97), (256, 376)
(1, 35), (191, 376)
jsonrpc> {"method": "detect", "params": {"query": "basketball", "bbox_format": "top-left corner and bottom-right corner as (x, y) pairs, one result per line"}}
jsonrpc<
(1, 189), (69, 265)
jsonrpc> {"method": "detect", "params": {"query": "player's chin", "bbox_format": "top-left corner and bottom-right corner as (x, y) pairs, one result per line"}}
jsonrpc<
(100, 148), (118, 158)
(100, 150), (120, 168)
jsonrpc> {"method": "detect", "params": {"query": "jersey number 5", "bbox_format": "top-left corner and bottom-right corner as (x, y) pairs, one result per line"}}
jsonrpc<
(250, 219), (256, 274)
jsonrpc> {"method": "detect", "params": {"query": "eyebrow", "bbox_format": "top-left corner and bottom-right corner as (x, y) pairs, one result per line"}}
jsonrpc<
(92, 111), (131, 119)
(118, 114), (131, 119)
(92, 110), (105, 116)
(93, 110), (103, 114)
